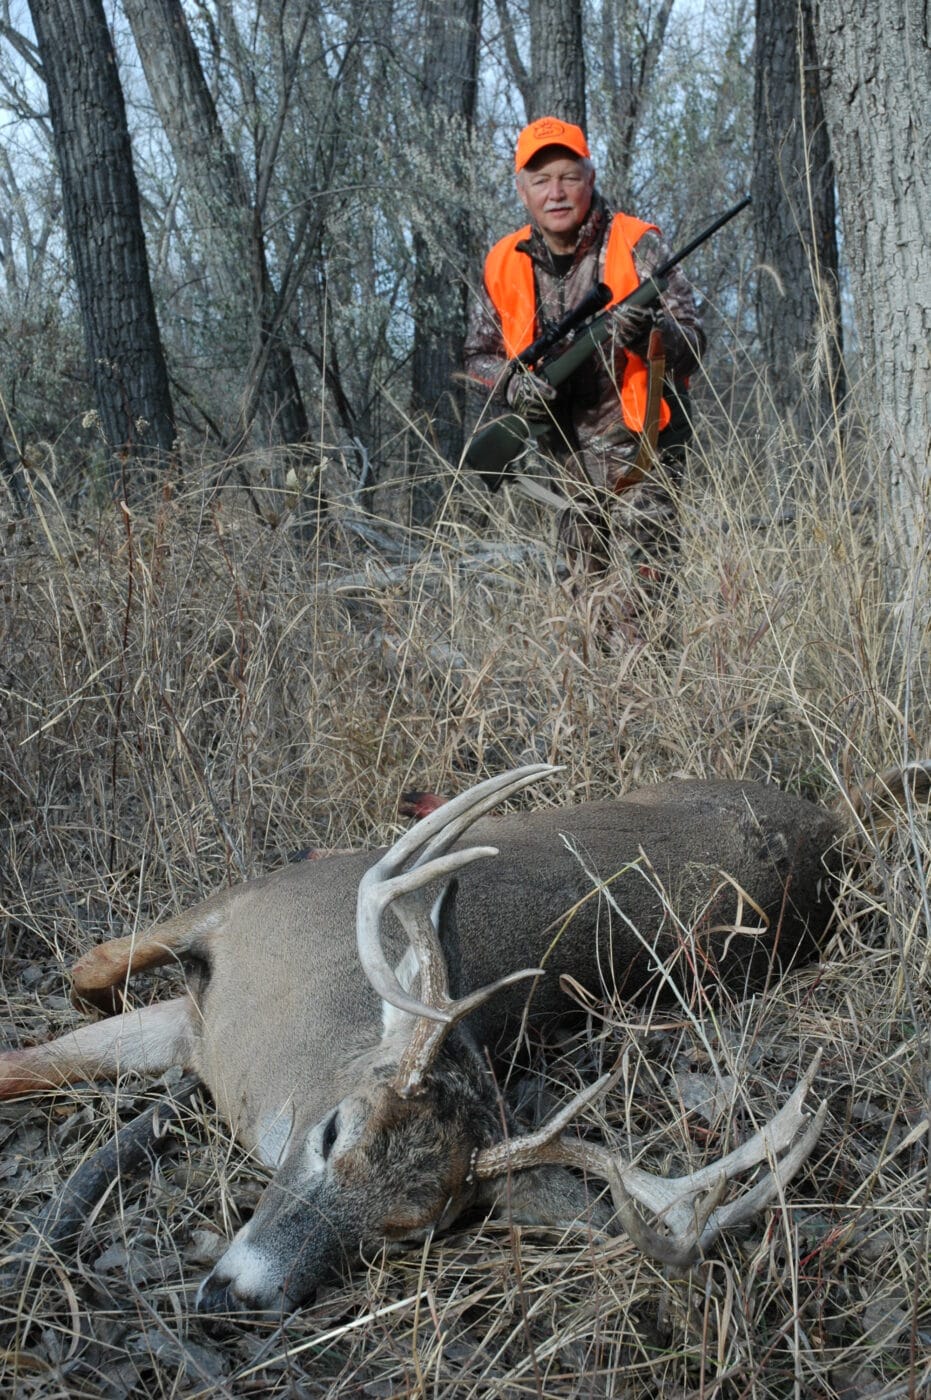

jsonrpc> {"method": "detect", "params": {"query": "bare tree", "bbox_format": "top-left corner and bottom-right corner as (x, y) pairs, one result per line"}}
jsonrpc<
(598, 0), (674, 205)
(753, 0), (843, 446)
(529, 0), (586, 122)
(811, 0), (930, 572)
(121, 0), (310, 450)
(491, 0), (586, 124)
(408, 0), (481, 523)
(26, 0), (175, 477)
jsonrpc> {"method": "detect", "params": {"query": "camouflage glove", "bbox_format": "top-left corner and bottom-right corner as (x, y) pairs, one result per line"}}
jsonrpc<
(505, 367), (558, 420)
(611, 302), (656, 355)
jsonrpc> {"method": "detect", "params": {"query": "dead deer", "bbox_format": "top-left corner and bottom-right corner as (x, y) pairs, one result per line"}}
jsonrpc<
(1, 762), (925, 1315)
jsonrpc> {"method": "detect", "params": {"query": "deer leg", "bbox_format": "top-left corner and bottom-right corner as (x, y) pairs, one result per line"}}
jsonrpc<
(70, 903), (226, 1013)
(0, 996), (197, 1098)
(70, 934), (176, 1013)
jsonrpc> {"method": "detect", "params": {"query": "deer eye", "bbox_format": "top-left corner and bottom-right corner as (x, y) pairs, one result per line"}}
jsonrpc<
(321, 1112), (339, 1160)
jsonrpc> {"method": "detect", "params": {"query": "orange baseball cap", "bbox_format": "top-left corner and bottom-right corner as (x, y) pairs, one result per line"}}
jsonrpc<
(515, 117), (591, 172)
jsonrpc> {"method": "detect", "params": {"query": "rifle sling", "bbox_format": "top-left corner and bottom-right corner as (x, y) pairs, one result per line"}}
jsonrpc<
(617, 329), (666, 491)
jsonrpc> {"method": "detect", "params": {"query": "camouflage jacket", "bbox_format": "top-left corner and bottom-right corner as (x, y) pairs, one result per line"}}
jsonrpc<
(464, 193), (705, 486)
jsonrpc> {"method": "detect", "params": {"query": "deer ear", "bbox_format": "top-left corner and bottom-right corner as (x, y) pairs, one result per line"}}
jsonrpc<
(476, 1162), (614, 1232)
(380, 945), (420, 1040)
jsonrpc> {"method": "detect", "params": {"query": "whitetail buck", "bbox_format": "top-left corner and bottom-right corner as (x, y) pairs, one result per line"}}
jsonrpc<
(1, 762), (925, 1315)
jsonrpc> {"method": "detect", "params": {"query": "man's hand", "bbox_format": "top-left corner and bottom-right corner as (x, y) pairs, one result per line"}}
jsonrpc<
(505, 367), (558, 420)
(612, 302), (655, 351)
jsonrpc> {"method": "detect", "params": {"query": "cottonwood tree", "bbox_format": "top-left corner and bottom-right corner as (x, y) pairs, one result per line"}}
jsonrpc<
(408, 0), (481, 523)
(593, 0), (674, 207)
(812, 0), (930, 575)
(121, 0), (310, 451)
(530, 0), (586, 122)
(492, 0), (586, 123)
(752, 0), (842, 446)
(0, 55), (71, 487)
(26, 0), (175, 477)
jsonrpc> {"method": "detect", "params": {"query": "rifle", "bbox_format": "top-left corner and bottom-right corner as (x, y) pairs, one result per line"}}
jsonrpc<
(463, 194), (751, 491)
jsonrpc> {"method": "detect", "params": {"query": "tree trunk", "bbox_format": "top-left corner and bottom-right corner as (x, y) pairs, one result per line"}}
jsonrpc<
(27, 0), (175, 478)
(753, 0), (843, 446)
(408, 0), (480, 525)
(492, 0), (531, 118)
(812, 0), (931, 572)
(121, 0), (310, 449)
(600, 0), (674, 206)
(529, 0), (586, 123)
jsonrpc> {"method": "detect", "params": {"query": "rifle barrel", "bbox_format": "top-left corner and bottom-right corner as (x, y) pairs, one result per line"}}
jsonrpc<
(654, 195), (751, 279)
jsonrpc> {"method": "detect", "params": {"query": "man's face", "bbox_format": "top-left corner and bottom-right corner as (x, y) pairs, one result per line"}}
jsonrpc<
(517, 148), (595, 253)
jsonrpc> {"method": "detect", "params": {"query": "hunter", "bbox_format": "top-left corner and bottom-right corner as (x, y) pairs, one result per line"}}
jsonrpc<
(464, 117), (705, 646)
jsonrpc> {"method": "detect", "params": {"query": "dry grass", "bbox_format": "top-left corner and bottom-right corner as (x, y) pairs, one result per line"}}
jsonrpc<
(0, 420), (928, 1398)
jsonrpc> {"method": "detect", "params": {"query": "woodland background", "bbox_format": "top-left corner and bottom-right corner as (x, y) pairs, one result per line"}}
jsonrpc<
(0, 2), (930, 1397)
(0, 0), (928, 566)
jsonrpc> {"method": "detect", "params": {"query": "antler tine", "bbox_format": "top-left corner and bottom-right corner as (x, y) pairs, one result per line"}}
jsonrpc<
(693, 1098), (828, 1244)
(473, 1052), (826, 1269)
(357, 765), (559, 1022)
(473, 1064), (625, 1179)
(614, 1049), (825, 1224)
(392, 937), (544, 1098)
(382, 763), (560, 879)
(471, 1065), (704, 1264)
(358, 846), (500, 1023)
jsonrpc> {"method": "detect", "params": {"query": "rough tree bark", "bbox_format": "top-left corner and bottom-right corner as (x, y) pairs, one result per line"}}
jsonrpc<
(121, 0), (310, 450)
(408, 0), (480, 524)
(27, 0), (175, 477)
(753, 0), (843, 446)
(812, 0), (930, 574)
(529, 0), (586, 123)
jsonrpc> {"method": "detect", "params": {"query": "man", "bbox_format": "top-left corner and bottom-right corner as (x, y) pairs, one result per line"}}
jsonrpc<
(464, 117), (705, 645)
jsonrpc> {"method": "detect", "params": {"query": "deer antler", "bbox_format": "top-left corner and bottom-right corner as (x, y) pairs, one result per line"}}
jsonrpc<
(356, 764), (558, 1095)
(473, 1051), (826, 1267)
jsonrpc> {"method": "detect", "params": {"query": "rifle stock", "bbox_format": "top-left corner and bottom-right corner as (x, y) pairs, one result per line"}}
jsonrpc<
(463, 196), (750, 491)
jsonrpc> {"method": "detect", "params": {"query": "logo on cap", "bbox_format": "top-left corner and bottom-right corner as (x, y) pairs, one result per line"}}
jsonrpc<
(531, 119), (568, 140)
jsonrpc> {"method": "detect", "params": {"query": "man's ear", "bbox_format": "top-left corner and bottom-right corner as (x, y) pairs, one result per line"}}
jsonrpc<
(516, 174), (531, 215)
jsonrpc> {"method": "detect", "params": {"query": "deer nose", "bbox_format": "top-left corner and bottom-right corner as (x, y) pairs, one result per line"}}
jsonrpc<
(195, 1264), (317, 1322)
(195, 1271), (238, 1316)
(195, 1268), (257, 1319)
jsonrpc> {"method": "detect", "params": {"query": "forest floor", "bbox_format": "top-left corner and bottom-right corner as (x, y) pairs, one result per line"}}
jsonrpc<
(0, 424), (929, 1397)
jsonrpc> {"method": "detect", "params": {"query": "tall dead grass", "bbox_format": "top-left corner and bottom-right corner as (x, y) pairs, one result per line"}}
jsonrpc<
(0, 418), (928, 1397)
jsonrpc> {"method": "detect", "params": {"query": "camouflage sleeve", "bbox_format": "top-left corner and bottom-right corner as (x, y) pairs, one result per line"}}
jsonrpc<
(463, 282), (511, 405)
(632, 229), (706, 378)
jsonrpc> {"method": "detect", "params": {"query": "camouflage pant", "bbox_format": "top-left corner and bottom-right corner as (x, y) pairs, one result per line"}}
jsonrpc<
(555, 454), (683, 644)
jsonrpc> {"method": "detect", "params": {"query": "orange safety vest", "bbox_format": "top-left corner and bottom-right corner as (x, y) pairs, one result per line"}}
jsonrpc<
(483, 213), (671, 434)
